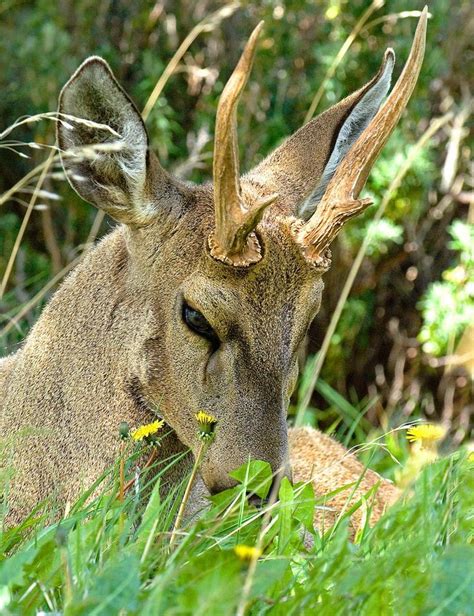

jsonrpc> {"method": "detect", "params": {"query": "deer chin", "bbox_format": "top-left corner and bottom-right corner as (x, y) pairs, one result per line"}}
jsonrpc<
(126, 377), (165, 420)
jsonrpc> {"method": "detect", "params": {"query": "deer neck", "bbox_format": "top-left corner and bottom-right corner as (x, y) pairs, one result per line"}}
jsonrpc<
(1, 228), (190, 509)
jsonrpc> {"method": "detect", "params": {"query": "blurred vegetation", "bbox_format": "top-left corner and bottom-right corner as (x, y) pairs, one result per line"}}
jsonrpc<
(0, 0), (472, 446)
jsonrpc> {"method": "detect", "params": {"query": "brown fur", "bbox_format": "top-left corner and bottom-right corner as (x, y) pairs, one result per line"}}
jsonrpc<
(289, 427), (399, 536)
(0, 22), (422, 529)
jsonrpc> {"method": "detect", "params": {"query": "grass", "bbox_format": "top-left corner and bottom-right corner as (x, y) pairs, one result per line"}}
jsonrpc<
(1, 429), (473, 615)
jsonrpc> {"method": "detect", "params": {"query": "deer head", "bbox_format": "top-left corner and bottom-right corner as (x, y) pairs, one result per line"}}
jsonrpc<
(57, 11), (426, 494)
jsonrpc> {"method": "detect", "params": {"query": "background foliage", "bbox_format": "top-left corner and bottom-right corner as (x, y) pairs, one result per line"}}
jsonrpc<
(0, 0), (472, 447)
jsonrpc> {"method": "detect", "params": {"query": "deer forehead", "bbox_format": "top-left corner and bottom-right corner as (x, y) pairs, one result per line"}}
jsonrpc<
(133, 195), (323, 283)
(129, 209), (324, 340)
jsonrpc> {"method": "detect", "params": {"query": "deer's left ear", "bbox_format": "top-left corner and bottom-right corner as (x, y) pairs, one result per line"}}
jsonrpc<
(299, 51), (395, 219)
(251, 8), (426, 268)
(246, 49), (395, 218)
(58, 57), (186, 226)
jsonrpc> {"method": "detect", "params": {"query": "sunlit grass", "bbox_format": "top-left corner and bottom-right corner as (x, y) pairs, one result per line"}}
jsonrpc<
(1, 432), (472, 614)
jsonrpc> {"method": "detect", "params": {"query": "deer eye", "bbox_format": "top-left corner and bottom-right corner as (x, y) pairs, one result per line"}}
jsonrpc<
(182, 302), (219, 347)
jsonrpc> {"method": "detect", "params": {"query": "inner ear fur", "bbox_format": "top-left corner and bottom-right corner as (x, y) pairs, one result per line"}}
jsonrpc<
(57, 56), (182, 226)
(299, 51), (394, 219)
(245, 51), (395, 217)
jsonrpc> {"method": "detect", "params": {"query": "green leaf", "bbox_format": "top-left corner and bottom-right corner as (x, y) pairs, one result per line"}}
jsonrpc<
(74, 554), (140, 615)
(293, 482), (316, 533)
(277, 477), (294, 555)
(0, 545), (37, 587)
(424, 546), (474, 615)
(250, 559), (292, 600)
(149, 549), (241, 616)
(134, 478), (162, 558)
(229, 460), (273, 499)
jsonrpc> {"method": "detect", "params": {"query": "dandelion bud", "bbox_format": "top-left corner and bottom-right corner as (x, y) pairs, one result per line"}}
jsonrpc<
(119, 421), (130, 440)
(195, 411), (218, 441)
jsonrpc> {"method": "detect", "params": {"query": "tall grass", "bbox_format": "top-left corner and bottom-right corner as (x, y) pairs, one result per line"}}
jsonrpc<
(1, 437), (472, 614)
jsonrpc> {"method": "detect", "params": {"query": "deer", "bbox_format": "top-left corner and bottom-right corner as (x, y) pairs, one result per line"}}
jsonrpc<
(0, 10), (427, 534)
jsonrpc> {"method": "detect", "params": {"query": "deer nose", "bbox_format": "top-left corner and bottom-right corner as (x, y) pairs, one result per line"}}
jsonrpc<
(208, 480), (237, 495)
(246, 477), (281, 509)
(247, 492), (267, 508)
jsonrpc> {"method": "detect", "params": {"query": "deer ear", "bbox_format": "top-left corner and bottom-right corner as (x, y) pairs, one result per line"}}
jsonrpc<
(298, 51), (394, 219)
(245, 50), (395, 218)
(57, 56), (180, 226)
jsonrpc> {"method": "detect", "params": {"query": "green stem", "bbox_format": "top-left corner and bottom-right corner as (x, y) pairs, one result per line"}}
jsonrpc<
(118, 441), (125, 502)
(169, 440), (207, 549)
(61, 547), (73, 606)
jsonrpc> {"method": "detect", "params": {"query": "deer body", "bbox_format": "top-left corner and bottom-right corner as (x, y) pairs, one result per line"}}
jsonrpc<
(1, 12), (427, 528)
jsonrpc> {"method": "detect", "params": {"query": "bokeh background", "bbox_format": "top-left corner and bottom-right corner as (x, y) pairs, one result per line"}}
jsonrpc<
(1, 0), (472, 458)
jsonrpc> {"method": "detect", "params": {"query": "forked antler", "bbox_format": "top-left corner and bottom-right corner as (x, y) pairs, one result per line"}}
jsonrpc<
(209, 21), (278, 267)
(295, 7), (428, 267)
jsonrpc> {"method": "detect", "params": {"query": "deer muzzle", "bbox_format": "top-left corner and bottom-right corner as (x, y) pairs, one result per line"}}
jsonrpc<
(199, 402), (291, 496)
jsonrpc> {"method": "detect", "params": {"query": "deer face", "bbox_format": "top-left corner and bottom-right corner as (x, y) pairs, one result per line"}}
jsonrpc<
(57, 13), (426, 494)
(125, 206), (324, 492)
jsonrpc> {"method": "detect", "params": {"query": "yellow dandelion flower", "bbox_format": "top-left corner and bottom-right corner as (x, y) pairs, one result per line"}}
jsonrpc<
(234, 544), (262, 562)
(195, 411), (218, 440)
(131, 420), (164, 442)
(468, 452), (474, 463)
(406, 424), (446, 445)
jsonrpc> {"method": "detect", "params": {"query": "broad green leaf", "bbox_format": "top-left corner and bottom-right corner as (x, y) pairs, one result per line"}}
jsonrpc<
(277, 477), (294, 555)
(0, 545), (37, 586)
(229, 460), (273, 498)
(73, 554), (140, 615)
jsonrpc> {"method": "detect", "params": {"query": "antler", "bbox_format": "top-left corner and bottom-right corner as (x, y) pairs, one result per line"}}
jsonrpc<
(209, 21), (278, 267)
(295, 7), (428, 266)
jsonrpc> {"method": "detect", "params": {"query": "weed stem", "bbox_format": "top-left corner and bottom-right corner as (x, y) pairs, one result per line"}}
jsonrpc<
(169, 440), (207, 549)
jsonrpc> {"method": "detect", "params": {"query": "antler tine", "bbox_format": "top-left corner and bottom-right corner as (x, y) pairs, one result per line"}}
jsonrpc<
(209, 21), (278, 267)
(296, 7), (428, 265)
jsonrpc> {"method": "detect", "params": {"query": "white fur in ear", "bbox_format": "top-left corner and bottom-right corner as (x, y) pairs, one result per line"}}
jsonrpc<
(299, 51), (395, 220)
(57, 56), (155, 224)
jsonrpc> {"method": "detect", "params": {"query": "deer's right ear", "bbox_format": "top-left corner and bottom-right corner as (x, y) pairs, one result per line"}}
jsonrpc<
(57, 57), (184, 226)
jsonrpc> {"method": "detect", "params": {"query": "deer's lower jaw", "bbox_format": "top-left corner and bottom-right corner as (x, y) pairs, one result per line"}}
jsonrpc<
(126, 377), (167, 425)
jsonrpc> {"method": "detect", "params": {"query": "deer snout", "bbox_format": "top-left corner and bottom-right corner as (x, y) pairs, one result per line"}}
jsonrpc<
(205, 476), (236, 496)
(246, 476), (285, 508)
(200, 431), (291, 497)
(206, 469), (290, 501)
